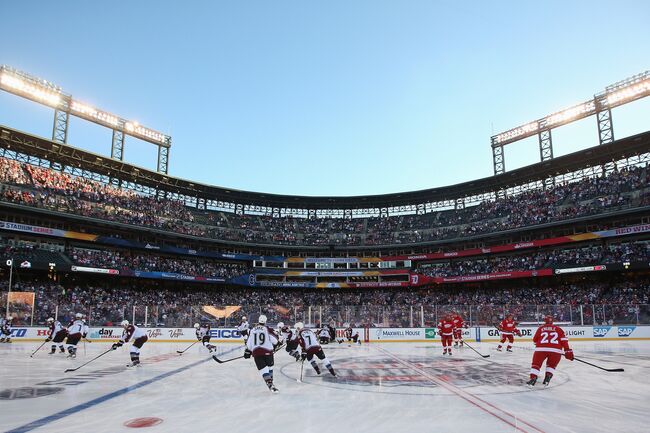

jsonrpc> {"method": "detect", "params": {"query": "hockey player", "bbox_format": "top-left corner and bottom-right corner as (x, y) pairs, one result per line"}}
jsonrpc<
(112, 320), (148, 367)
(452, 312), (466, 347)
(438, 314), (454, 355)
(65, 313), (85, 358)
(277, 322), (300, 361)
(0, 316), (13, 343)
(296, 322), (337, 377)
(237, 316), (250, 340)
(194, 322), (216, 352)
(338, 326), (361, 345)
(318, 324), (331, 345)
(45, 317), (68, 354)
(527, 315), (574, 387)
(244, 315), (280, 393)
(496, 314), (521, 352)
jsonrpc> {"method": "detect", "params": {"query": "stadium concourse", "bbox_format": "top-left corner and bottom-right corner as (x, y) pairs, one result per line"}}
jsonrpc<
(1, 340), (649, 433)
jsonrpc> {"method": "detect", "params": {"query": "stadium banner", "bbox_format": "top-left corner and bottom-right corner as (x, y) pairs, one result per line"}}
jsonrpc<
(8, 326), (650, 342)
(0, 220), (98, 241)
(383, 223), (650, 262)
(69, 266), (226, 283)
(433, 269), (554, 284)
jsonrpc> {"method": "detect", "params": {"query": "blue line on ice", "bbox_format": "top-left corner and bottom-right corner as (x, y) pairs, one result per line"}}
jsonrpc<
(4, 347), (239, 433)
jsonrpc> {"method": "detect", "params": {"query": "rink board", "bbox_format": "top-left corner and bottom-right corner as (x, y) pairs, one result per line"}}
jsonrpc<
(6, 325), (650, 343)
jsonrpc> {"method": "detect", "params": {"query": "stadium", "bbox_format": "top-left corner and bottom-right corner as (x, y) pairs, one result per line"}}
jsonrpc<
(1, 3), (650, 433)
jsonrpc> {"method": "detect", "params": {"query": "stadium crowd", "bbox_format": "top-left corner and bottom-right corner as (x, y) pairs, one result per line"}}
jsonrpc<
(417, 241), (650, 277)
(1, 157), (648, 246)
(70, 247), (248, 278)
(2, 275), (648, 328)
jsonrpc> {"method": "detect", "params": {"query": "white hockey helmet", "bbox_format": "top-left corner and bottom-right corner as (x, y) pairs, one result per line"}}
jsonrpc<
(258, 314), (268, 325)
(194, 323), (200, 329)
(75, 313), (83, 319)
(241, 316), (247, 321)
(295, 322), (304, 330)
(7, 316), (13, 320)
(276, 322), (285, 329)
(121, 320), (129, 327)
(47, 317), (54, 323)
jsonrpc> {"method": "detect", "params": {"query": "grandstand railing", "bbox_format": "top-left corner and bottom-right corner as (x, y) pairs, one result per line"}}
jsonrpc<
(2, 296), (648, 328)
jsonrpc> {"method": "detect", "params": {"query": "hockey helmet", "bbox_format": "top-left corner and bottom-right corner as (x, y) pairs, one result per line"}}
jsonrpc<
(75, 313), (83, 319)
(241, 316), (247, 321)
(121, 320), (130, 327)
(258, 314), (268, 325)
(544, 315), (554, 324)
(194, 323), (200, 329)
(295, 322), (304, 330)
(276, 322), (285, 329)
(47, 317), (54, 323)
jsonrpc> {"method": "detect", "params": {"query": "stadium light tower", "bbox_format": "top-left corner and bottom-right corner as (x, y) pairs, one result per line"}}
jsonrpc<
(491, 70), (650, 176)
(0, 65), (172, 174)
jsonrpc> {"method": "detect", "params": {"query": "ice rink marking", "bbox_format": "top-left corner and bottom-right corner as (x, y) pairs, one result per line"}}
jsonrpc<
(376, 346), (547, 433)
(3, 347), (239, 433)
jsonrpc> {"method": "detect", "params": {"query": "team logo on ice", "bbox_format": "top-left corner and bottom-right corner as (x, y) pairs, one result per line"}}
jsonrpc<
(592, 327), (611, 338)
(617, 327), (636, 337)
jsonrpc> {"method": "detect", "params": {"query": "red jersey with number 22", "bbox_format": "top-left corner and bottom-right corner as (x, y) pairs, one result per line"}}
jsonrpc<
(533, 325), (570, 354)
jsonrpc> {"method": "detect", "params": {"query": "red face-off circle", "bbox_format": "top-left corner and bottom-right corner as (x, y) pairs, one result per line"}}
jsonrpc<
(124, 417), (163, 428)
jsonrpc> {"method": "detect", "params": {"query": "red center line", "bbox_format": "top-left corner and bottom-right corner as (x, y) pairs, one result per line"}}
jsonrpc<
(376, 347), (547, 433)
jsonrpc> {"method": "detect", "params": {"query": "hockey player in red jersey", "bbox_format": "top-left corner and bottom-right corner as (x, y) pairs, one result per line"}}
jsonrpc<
(438, 314), (455, 355)
(451, 312), (466, 347)
(496, 314), (520, 352)
(527, 315), (574, 387)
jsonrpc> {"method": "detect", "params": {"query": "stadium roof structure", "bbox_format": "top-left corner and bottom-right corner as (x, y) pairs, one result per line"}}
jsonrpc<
(1, 125), (649, 216)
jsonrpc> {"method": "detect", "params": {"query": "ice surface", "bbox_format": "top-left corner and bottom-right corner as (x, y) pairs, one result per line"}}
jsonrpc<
(1, 340), (649, 433)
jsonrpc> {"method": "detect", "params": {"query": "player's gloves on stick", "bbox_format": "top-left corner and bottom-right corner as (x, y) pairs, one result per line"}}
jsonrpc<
(243, 349), (251, 359)
(45, 337), (52, 342)
(565, 349), (574, 361)
(111, 342), (123, 350)
(515, 329), (522, 336)
(301, 351), (307, 361)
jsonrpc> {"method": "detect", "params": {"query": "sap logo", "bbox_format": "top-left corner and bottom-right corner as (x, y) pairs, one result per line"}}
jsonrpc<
(618, 327), (636, 337)
(147, 329), (163, 338)
(168, 329), (184, 338)
(593, 327), (611, 338)
(10, 329), (27, 338)
(208, 329), (241, 339)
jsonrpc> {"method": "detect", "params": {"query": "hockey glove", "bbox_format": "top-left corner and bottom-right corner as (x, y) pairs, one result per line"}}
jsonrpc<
(111, 342), (123, 350)
(45, 337), (52, 342)
(243, 349), (252, 359)
(301, 351), (307, 361)
(564, 349), (574, 361)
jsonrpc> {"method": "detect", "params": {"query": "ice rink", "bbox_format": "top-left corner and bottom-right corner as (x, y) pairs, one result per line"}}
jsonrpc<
(1, 339), (649, 433)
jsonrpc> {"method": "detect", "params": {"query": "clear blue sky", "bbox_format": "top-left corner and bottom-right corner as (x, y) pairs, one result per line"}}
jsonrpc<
(0, 0), (648, 196)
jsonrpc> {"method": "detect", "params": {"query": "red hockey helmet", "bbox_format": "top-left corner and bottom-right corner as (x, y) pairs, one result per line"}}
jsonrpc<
(544, 315), (554, 324)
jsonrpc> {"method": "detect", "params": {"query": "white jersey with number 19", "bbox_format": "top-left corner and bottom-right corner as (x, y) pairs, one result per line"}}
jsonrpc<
(246, 325), (278, 356)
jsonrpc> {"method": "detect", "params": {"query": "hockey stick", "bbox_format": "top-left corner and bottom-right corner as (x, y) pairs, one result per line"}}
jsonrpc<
(29, 340), (48, 358)
(297, 359), (305, 383)
(212, 342), (286, 364)
(177, 340), (199, 355)
(64, 348), (113, 373)
(462, 341), (490, 358)
(574, 357), (624, 372)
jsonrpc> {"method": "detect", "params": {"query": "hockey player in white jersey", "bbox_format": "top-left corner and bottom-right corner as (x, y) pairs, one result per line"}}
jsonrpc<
(296, 322), (337, 377)
(0, 316), (13, 343)
(244, 315), (280, 393)
(194, 322), (216, 352)
(112, 320), (148, 367)
(237, 316), (250, 339)
(318, 325), (332, 344)
(45, 317), (68, 354)
(65, 313), (85, 357)
(277, 322), (301, 361)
